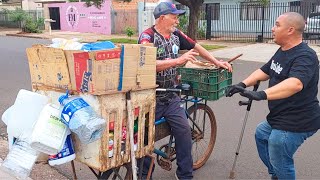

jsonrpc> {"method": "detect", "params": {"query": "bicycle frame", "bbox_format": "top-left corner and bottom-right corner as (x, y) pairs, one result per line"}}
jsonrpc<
(153, 95), (208, 160)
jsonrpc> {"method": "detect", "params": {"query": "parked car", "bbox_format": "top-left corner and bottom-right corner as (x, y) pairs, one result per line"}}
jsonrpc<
(304, 12), (320, 38)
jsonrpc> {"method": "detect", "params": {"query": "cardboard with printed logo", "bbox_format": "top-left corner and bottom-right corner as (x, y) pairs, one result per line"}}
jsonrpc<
(65, 48), (122, 95)
(26, 44), (157, 94)
(26, 45), (71, 91)
(65, 44), (157, 95)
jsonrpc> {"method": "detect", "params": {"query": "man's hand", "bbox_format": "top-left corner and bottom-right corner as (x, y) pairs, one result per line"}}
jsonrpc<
(240, 90), (267, 101)
(216, 60), (233, 72)
(226, 82), (246, 97)
(176, 49), (199, 66)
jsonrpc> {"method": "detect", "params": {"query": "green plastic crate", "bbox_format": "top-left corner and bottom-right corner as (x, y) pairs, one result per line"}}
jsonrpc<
(177, 67), (232, 101)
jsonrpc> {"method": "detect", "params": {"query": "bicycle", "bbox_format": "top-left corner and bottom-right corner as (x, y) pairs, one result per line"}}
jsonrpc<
(100, 85), (217, 180)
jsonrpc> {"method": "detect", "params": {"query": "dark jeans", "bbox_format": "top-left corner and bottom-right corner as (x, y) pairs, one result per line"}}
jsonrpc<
(140, 94), (193, 179)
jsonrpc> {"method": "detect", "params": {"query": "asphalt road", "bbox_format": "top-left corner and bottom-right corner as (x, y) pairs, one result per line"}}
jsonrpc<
(1, 36), (320, 179)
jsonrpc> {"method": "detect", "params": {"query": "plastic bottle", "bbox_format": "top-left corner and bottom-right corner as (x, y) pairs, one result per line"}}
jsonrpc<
(30, 103), (68, 155)
(48, 129), (76, 166)
(58, 91), (106, 144)
(0, 131), (39, 179)
(108, 140), (114, 158)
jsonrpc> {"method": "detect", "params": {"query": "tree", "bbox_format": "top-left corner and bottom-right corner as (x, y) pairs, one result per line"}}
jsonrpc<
(175, 0), (204, 40)
(83, 0), (132, 9)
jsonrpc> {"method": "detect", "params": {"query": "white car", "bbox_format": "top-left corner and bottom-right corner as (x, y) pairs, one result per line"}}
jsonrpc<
(304, 13), (320, 38)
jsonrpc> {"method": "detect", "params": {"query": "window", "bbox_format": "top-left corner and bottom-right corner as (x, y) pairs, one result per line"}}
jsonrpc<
(199, 3), (220, 20)
(240, 1), (269, 20)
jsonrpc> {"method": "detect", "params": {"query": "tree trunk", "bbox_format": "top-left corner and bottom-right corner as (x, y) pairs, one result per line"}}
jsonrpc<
(176, 0), (204, 40)
(187, 4), (201, 40)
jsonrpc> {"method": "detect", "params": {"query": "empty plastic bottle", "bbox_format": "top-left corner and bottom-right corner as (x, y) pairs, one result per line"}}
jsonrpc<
(58, 91), (106, 144)
(1, 131), (39, 179)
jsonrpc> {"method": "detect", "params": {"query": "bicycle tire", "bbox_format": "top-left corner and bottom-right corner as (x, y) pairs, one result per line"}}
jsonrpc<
(187, 103), (217, 170)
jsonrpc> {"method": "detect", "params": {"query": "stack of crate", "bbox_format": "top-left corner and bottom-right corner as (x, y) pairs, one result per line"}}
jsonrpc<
(26, 43), (157, 172)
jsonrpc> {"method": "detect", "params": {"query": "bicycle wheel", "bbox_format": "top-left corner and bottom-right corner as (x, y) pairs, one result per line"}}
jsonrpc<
(99, 163), (133, 180)
(187, 103), (217, 170)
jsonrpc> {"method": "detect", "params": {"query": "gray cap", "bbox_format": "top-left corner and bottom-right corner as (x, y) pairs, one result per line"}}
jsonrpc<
(153, 2), (186, 19)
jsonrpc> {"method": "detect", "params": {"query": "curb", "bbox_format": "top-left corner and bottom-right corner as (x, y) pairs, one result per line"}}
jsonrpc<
(5, 33), (48, 40)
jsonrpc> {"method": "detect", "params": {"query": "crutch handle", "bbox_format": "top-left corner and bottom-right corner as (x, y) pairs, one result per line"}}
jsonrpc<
(239, 100), (250, 106)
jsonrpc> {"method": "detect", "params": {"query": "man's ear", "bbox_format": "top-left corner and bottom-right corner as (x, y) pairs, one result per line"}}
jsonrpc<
(288, 27), (295, 35)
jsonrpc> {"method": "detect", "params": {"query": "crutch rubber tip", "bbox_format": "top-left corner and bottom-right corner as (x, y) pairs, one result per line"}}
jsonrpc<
(229, 171), (235, 179)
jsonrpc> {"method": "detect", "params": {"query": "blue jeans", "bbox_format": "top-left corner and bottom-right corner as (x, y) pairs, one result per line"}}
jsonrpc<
(255, 120), (317, 180)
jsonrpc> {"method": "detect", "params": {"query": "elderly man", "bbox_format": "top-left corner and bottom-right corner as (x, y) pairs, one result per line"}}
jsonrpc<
(138, 1), (232, 179)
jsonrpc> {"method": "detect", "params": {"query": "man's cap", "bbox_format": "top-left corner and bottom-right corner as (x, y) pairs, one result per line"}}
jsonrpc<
(153, 2), (186, 19)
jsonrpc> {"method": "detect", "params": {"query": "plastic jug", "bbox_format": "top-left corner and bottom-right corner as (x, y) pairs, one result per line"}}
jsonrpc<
(7, 89), (49, 138)
(30, 103), (68, 155)
(1, 105), (14, 126)
(1, 105), (15, 149)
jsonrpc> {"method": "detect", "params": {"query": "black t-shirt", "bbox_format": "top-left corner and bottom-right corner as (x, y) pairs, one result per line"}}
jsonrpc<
(260, 42), (320, 132)
(138, 26), (196, 91)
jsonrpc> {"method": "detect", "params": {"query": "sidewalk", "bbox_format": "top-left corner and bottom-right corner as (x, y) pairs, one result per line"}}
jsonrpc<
(2, 28), (320, 63)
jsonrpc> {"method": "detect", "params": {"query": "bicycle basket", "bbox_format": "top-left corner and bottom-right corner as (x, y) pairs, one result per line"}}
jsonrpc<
(177, 67), (232, 101)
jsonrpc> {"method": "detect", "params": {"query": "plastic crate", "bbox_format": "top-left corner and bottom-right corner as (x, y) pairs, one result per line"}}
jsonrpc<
(177, 67), (232, 101)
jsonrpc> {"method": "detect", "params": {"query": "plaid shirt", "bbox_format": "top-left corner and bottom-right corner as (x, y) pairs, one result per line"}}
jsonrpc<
(138, 26), (195, 97)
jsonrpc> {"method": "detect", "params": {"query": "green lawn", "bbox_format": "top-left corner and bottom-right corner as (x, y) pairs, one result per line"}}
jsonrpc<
(98, 38), (137, 44)
(99, 38), (226, 51)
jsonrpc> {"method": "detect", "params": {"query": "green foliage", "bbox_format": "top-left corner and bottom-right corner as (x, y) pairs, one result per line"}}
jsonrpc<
(125, 27), (135, 39)
(68, 0), (79, 2)
(24, 17), (44, 33)
(197, 20), (206, 39)
(9, 8), (43, 33)
(178, 14), (188, 33)
(98, 38), (137, 44)
(9, 8), (27, 29)
(83, 0), (132, 9)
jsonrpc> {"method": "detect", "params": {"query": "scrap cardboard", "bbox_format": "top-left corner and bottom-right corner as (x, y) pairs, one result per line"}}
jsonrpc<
(26, 45), (71, 91)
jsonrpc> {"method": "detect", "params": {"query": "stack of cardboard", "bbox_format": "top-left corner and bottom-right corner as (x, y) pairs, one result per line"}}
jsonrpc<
(26, 43), (157, 172)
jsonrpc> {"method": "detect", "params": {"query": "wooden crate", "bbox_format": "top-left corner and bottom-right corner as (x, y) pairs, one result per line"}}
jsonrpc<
(37, 89), (155, 172)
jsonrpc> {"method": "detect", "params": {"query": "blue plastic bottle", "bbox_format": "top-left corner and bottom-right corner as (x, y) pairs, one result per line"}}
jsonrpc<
(58, 91), (106, 144)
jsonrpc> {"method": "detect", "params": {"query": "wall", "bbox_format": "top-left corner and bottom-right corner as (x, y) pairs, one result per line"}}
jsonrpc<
(48, 1), (111, 35)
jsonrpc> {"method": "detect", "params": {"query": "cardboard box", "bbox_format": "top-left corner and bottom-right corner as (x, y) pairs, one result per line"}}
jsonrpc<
(65, 48), (121, 95)
(26, 45), (71, 91)
(27, 44), (156, 95)
(65, 44), (156, 95)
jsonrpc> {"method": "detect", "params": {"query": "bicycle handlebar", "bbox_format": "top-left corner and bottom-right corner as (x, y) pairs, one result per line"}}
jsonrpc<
(156, 88), (182, 93)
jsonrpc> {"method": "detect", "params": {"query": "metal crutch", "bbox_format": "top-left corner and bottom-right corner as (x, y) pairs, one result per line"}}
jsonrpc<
(229, 81), (260, 179)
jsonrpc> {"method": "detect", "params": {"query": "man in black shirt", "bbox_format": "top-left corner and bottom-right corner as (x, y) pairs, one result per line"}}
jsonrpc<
(226, 12), (320, 179)
(138, 2), (232, 179)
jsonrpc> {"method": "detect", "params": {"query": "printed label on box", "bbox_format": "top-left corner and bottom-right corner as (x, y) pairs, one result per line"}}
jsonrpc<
(73, 52), (93, 92)
(95, 50), (121, 61)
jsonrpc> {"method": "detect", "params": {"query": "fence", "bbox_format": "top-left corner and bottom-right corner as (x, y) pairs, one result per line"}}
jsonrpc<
(0, 10), (44, 29)
(111, 9), (138, 34)
(197, 2), (320, 44)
